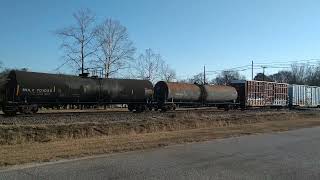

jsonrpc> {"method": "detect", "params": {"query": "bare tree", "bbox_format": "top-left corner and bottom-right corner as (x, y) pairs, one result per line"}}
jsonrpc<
(295, 63), (320, 86)
(214, 70), (245, 85)
(254, 73), (273, 81)
(133, 49), (163, 83)
(94, 18), (135, 78)
(160, 63), (176, 82)
(265, 63), (320, 85)
(56, 8), (96, 75)
(188, 73), (207, 84)
(290, 63), (309, 84)
(269, 70), (294, 83)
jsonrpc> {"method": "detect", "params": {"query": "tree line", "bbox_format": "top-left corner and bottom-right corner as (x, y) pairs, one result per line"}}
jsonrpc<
(180, 70), (245, 85)
(56, 9), (176, 84)
(254, 63), (320, 86)
(181, 62), (320, 86)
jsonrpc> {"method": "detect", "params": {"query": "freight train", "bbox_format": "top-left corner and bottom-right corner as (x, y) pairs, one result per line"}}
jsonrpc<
(1, 70), (319, 116)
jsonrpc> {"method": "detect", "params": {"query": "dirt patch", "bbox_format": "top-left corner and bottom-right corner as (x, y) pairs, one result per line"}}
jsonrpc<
(0, 110), (319, 167)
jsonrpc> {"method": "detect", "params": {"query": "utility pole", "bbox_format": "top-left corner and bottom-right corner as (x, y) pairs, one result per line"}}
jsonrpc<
(262, 66), (267, 81)
(251, 60), (254, 80)
(203, 65), (206, 85)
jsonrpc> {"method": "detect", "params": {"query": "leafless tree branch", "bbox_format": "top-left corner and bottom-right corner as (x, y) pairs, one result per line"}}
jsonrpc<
(94, 18), (135, 78)
(132, 48), (165, 84)
(55, 8), (97, 74)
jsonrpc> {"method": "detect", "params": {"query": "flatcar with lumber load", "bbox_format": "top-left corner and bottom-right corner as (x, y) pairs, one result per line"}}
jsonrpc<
(230, 80), (289, 109)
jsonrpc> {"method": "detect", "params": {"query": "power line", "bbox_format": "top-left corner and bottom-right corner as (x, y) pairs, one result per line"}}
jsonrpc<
(196, 58), (320, 81)
(174, 58), (320, 81)
(205, 58), (320, 74)
(206, 65), (252, 73)
(254, 59), (320, 66)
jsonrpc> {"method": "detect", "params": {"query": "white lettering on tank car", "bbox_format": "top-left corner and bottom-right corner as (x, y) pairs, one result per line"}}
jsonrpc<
(21, 87), (55, 96)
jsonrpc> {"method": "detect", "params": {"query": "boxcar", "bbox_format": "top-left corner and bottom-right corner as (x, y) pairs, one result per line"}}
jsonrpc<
(231, 80), (288, 109)
(288, 84), (320, 108)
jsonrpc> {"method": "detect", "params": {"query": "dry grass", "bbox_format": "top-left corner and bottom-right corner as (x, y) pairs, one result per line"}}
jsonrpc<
(0, 111), (310, 145)
(0, 110), (319, 167)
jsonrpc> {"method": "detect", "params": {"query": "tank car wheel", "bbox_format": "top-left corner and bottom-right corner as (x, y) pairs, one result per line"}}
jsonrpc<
(128, 104), (134, 112)
(3, 110), (17, 116)
(224, 105), (230, 111)
(31, 107), (39, 114)
(172, 104), (176, 110)
(18, 107), (24, 113)
(134, 105), (145, 113)
(8, 112), (16, 116)
(154, 105), (159, 111)
(160, 107), (167, 112)
(144, 106), (151, 112)
(141, 105), (146, 112)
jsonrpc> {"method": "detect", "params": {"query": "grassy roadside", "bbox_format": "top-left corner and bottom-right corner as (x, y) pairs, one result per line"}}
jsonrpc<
(0, 111), (319, 167)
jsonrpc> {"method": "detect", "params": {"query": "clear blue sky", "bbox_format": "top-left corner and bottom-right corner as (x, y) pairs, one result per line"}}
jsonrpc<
(1, 0), (320, 80)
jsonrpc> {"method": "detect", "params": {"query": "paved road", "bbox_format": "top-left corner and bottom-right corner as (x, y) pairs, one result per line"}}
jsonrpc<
(1, 127), (320, 180)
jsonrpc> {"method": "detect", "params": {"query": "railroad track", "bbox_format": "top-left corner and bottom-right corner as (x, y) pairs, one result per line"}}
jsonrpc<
(0, 107), (308, 125)
(5, 107), (232, 117)
(1, 106), (291, 118)
(20, 110), (131, 117)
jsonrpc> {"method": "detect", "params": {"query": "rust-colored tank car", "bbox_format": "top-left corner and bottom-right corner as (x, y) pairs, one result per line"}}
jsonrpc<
(154, 81), (202, 103)
(202, 85), (238, 103)
(2, 70), (153, 115)
(154, 81), (238, 111)
(230, 80), (288, 109)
